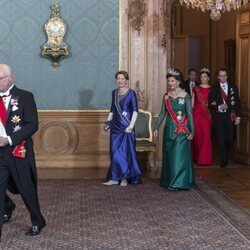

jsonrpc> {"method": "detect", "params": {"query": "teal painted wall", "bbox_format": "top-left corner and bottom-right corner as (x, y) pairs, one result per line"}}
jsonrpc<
(0, 0), (119, 109)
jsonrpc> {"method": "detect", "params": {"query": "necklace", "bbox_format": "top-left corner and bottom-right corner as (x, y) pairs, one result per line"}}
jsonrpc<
(200, 83), (210, 88)
(170, 87), (181, 97)
(118, 87), (129, 95)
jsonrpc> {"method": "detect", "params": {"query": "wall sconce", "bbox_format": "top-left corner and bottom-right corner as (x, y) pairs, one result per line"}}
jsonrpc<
(127, 0), (147, 35)
(41, 3), (70, 68)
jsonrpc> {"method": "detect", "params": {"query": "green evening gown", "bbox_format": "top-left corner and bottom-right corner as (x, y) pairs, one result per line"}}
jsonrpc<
(155, 94), (196, 190)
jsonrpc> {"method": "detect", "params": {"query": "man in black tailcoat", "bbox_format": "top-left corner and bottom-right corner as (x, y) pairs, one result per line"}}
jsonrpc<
(208, 68), (241, 168)
(0, 64), (46, 241)
(180, 68), (199, 97)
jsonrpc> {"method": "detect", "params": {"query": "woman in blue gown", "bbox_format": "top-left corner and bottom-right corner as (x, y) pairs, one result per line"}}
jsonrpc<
(103, 71), (141, 187)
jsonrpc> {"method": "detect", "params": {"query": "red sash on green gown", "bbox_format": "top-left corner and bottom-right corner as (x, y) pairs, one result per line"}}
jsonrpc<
(164, 93), (189, 134)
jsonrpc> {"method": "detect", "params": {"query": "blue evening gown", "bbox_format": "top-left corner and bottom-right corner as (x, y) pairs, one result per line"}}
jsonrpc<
(106, 89), (141, 184)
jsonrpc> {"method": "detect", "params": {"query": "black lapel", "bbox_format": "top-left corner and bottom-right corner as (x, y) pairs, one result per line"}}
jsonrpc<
(215, 82), (221, 94)
(186, 81), (191, 95)
(226, 83), (232, 103)
(215, 83), (223, 102)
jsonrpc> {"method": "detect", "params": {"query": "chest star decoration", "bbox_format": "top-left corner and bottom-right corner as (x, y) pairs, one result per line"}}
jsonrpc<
(178, 98), (185, 105)
(13, 125), (21, 132)
(11, 115), (21, 124)
(122, 111), (127, 117)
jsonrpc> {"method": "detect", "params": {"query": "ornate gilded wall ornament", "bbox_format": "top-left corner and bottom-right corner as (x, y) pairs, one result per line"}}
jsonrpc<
(41, 3), (70, 68)
(135, 80), (146, 109)
(160, 0), (169, 50)
(127, 0), (147, 35)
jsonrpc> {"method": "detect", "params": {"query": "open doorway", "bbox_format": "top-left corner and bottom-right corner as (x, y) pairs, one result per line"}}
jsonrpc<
(171, 3), (237, 83)
(171, 4), (238, 166)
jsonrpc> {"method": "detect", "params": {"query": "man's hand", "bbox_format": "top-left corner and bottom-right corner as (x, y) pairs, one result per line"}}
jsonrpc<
(0, 137), (9, 147)
(220, 103), (228, 110)
(235, 117), (241, 125)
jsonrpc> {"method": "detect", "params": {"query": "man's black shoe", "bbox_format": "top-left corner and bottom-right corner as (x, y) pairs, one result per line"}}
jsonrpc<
(220, 163), (227, 168)
(3, 204), (16, 223)
(25, 223), (46, 236)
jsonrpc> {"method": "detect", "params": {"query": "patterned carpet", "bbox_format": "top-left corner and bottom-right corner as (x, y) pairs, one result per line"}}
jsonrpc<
(1, 179), (249, 250)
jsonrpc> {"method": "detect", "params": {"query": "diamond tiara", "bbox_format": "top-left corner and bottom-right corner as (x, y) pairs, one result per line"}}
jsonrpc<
(200, 68), (210, 73)
(167, 68), (180, 76)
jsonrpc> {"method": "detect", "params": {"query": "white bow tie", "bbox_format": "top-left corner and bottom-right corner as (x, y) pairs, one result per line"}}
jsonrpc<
(0, 91), (10, 97)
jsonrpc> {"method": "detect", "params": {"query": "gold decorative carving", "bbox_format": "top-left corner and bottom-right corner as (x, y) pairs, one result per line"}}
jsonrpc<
(135, 80), (146, 109)
(127, 0), (147, 35)
(161, 0), (171, 50)
(41, 3), (70, 68)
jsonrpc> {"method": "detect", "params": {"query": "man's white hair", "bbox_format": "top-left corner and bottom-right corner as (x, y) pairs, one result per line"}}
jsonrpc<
(0, 64), (12, 76)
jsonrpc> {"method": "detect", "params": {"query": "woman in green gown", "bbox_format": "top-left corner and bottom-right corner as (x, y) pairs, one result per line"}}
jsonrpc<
(154, 69), (195, 190)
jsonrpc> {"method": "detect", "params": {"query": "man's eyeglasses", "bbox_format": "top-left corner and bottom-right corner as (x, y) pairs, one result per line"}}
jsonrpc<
(0, 75), (9, 81)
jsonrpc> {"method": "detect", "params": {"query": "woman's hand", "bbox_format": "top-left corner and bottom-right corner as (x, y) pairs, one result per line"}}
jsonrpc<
(125, 126), (133, 133)
(153, 130), (158, 140)
(104, 121), (110, 132)
(187, 133), (193, 140)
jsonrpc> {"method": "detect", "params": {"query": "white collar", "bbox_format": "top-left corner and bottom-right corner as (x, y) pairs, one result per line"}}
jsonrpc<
(0, 84), (14, 97)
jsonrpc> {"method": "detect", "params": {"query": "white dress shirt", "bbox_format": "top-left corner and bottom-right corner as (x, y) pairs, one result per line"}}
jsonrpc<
(189, 81), (195, 96)
(0, 84), (14, 145)
(1, 95), (11, 110)
(220, 82), (228, 95)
